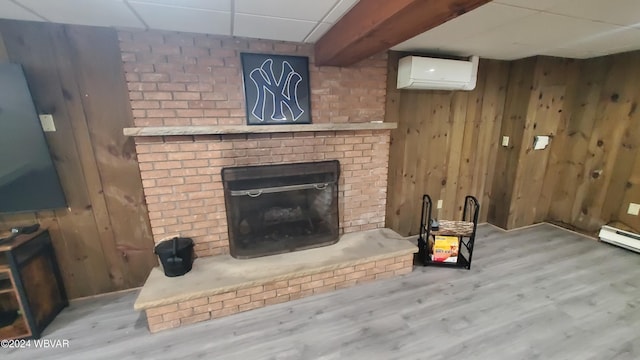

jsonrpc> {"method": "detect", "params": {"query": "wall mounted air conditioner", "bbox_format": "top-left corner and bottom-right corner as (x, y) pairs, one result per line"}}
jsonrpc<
(397, 55), (479, 91)
(599, 225), (640, 253)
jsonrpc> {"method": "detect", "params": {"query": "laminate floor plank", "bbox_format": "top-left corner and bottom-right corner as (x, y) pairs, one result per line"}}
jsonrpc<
(2, 223), (639, 360)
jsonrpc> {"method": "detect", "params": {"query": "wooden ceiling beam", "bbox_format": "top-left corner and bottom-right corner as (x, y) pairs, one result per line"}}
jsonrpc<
(314, 0), (492, 67)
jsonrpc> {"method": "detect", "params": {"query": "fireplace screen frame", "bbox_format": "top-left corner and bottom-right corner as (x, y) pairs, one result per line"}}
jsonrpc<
(221, 160), (340, 259)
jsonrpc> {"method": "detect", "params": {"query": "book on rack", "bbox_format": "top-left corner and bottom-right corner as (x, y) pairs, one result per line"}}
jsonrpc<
(431, 235), (459, 263)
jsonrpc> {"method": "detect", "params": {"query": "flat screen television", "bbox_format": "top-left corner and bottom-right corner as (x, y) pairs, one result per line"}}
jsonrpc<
(0, 63), (67, 213)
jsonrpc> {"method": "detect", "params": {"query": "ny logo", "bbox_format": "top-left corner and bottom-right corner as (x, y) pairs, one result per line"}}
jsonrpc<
(248, 59), (305, 122)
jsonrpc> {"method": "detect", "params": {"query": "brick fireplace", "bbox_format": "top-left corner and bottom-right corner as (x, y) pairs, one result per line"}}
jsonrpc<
(119, 30), (391, 256)
(120, 30), (416, 333)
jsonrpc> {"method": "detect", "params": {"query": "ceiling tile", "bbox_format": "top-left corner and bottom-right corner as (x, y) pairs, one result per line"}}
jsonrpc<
(476, 12), (624, 49)
(126, 0), (230, 11)
(129, 2), (230, 35)
(304, 22), (332, 43)
(493, 0), (571, 11)
(415, 34), (538, 60)
(235, 0), (337, 22)
(391, 32), (451, 52)
(477, 49), (537, 60)
(234, 13), (316, 42)
(545, 45), (640, 59)
(16, 0), (144, 27)
(393, 3), (537, 51)
(0, 0), (45, 21)
(547, 0), (640, 28)
(453, 39), (538, 60)
(323, 0), (358, 23)
(543, 27), (640, 58)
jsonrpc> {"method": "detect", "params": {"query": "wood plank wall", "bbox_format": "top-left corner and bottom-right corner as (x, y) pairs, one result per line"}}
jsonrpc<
(387, 51), (640, 236)
(493, 57), (577, 229)
(545, 52), (640, 234)
(385, 52), (510, 236)
(489, 53), (640, 234)
(487, 58), (536, 229)
(0, 20), (156, 299)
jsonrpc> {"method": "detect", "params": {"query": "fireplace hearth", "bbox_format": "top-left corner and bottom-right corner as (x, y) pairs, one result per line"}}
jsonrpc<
(221, 161), (340, 259)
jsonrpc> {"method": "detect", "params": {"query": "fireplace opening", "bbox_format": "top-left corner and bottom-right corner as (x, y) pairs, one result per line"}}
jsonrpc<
(221, 161), (340, 259)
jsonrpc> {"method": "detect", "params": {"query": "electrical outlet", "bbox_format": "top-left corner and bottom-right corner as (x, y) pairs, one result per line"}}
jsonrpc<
(627, 203), (640, 216)
(39, 114), (56, 132)
(437, 199), (443, 209)
(502, 136), (509, 147)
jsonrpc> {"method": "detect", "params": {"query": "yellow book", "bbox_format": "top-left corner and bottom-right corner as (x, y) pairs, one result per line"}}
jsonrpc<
(431, 235), (459, 263)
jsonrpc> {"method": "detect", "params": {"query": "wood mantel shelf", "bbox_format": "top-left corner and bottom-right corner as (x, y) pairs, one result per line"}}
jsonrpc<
(122, 122), (397, 137)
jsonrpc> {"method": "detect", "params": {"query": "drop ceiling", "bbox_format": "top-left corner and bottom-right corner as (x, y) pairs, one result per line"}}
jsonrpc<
(393, 0), (640, 60)
(0, 0), (358, 43)
(0, 0), (639, 60)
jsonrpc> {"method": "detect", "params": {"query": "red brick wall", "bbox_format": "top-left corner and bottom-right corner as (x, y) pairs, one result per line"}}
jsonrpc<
(118, 30), (386, 126)
(118, 30), (390, 256)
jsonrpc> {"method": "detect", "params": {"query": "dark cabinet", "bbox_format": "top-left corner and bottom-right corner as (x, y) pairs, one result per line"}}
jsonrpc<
(0, 229), (68, 339)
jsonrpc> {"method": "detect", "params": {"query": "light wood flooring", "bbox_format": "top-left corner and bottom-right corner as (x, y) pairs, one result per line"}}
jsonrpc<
(2, 223), (639, 359)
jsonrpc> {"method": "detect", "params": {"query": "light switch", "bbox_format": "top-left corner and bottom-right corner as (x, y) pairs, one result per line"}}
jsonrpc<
(502, 136), (509, 147)
(627, 203), (640, 216)
(437, 199), (443, 209)
(39, 114), (56, 132)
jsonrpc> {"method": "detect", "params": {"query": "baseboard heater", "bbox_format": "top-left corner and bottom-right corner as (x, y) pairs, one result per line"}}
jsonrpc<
(598, 225), (640, 253)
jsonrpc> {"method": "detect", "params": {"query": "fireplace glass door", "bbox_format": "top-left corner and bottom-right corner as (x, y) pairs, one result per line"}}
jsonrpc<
(221, 161), (340, 259)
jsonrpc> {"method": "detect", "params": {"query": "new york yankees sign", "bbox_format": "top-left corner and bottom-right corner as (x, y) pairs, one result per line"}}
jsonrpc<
(241, 53), (312, 125)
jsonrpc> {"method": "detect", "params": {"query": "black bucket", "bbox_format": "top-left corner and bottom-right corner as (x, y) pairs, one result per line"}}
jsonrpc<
(154, 237), (194, 277)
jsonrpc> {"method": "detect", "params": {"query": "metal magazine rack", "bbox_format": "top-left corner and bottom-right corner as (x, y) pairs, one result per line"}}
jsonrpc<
(417, 195), (479, 269)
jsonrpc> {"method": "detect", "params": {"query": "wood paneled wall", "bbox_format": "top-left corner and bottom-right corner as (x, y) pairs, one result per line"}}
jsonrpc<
(545, 52), (640, 234)
(0, 20), (156, 299)
(487, 53), (640, 234)
(489, 57), (577, 229)
(387, 51), (640, 236)
(385, 52), (510, 236)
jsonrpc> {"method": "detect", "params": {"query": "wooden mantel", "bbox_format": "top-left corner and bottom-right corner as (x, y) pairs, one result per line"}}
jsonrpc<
(123, 122), (397, 137)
